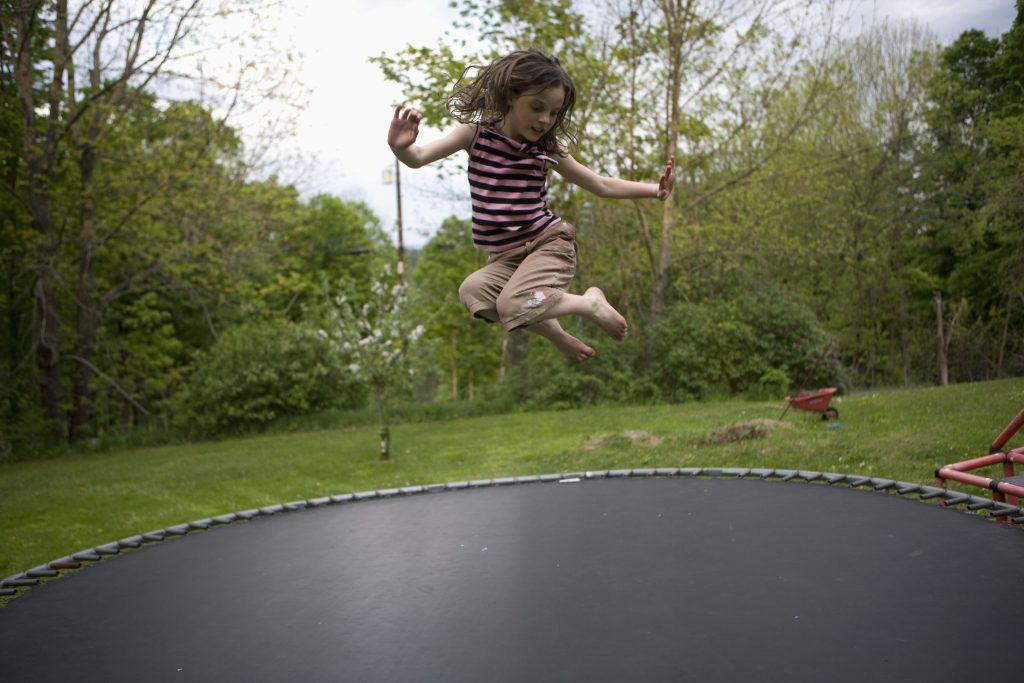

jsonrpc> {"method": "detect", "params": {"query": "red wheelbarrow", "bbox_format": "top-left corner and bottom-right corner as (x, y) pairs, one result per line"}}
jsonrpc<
(780, 387), (839, 420)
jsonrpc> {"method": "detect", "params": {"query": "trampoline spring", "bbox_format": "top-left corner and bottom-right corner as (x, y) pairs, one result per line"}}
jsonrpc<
(987, 504), (1022, 517)
(848, 477), (872, 487)
(71, 551), (102, 561)
(966, 500), (995, 511)
(26, 567), (58, 579)
(1, 578), (37, 588)
(398, 487), (425, 496)
(49, 560), (81, 570)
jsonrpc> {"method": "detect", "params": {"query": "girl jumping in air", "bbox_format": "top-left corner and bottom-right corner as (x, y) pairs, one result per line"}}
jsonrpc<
(387, 48), (674, 362)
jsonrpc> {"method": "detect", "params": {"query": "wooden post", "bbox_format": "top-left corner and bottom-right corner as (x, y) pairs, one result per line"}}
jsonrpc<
(933, 292), (948, 386)
(394, 158), (405, 281)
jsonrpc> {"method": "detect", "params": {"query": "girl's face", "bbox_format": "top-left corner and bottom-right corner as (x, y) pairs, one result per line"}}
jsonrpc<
(502, 85), (566, 143)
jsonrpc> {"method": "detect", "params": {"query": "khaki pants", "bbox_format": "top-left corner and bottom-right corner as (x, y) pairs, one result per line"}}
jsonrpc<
(458, 220), (577, 332)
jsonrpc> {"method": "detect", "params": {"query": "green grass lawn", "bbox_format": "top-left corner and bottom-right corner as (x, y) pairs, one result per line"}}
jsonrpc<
(2, 377), (1023, 587)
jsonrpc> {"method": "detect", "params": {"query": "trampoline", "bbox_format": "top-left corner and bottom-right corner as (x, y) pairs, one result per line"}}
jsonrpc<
(2, 467), (1022, 681)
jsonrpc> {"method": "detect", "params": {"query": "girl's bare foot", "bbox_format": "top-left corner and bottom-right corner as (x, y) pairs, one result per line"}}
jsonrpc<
(549, 330), (597, 362)
(524, 318), (596, 362)
(583, 287), (628, 340)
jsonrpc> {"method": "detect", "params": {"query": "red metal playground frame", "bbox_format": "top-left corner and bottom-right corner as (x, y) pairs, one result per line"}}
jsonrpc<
(936, 407), (1024, 523)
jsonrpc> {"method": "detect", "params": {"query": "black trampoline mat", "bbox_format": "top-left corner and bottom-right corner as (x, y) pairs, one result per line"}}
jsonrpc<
(2, 476), (1022, 681)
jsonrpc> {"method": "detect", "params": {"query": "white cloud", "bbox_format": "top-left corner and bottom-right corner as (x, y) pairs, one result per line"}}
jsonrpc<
(855, 0), (1016, 42)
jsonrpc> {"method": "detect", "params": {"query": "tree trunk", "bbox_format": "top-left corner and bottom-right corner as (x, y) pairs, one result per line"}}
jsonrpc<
(651, 0), (686, 327)
(29, 187), (63, 427)
(451, 331), (458, 399)
(70, 243), (98, 441)
(374, 382), (389, 460)
(934, 292), (948, 386)
(506, 331), (528, 371)
(71, 124), (100, 441)
(12, 1), (70, 433)
(996, 294), (1011, 377)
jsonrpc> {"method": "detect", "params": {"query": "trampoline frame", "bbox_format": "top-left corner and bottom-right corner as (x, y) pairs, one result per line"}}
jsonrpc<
(936, 407), (1024, 517)
(3, 465), (1023, 602)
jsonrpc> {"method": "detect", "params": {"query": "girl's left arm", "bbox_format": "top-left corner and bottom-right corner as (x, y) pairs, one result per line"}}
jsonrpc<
(553, 154), (675, 200)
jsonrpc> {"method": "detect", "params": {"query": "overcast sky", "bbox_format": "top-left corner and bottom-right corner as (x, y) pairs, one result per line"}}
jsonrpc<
(268, 0), (1018, 249)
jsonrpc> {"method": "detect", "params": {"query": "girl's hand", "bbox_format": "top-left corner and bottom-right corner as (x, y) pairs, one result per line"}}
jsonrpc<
(657, 156), (676, 200)
(388, 105), (422, 150)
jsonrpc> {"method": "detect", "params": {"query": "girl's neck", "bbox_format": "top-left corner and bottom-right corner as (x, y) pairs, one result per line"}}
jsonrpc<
(496, 119), (525, 143)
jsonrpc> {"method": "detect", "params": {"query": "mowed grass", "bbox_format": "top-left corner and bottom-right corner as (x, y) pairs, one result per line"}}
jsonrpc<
(2, 377), (1023, 585)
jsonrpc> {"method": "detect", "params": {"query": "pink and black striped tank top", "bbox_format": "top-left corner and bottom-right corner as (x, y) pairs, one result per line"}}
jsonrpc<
(468, 124), (561, 252)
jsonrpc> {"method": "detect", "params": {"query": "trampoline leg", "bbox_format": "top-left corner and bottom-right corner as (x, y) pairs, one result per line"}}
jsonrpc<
(993, 490), (1010, 524)
(935, 476), (947, 507)
(1002, 460), (1018, 507)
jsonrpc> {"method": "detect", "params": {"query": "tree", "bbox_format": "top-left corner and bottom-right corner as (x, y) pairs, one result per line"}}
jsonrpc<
(321, 266), (424, 460)
(1, 0), (300, 441)
(915, 5), (1024, 382)
(408, 216), (503, 400)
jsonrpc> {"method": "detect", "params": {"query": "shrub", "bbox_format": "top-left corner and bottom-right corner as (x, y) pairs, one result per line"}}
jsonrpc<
(649, 283), (847, 400)
(171, 320), (363, 435)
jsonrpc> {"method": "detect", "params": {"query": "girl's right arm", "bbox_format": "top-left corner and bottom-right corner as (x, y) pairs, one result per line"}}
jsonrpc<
(387, 106), (475, 168)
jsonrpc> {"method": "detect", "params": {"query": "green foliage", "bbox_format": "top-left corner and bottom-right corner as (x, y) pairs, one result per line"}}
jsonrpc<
(171, 320), (362, 435)
(269, 195), (389, 321)
(406, 216), (503, 400)
(509, 328), (663, 410)
(648, 284), (846, 401)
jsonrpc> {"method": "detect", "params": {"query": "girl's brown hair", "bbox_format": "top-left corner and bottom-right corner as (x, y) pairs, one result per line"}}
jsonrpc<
(447, 48), (577, 156)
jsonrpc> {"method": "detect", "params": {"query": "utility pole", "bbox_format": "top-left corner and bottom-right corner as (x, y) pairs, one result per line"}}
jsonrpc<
(384, 160), (405, 281)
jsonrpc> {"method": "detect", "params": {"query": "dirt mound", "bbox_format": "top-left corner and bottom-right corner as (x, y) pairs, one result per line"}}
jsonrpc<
(703, 419), (790, 445)
(583, 430), (664, 451)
